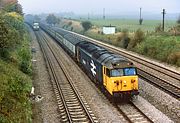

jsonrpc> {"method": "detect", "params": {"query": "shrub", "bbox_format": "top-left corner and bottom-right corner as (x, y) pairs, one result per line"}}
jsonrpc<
(121, 37), (130, 49)
(128, 29), (145, 49)
(81, 21), (92, 32)
(20, 60), (31, 74)
(177, 15), (180, 24)
(167, 52), (180, 66)
(0, 48), (10, 60)
(139, 18), (143, 25)
(116, 29), (130, 48)
(0, 60), (32, 123)
(134, 35), (180, 66)
(68, 21), (72, 26)
(155, 24), (162, 32)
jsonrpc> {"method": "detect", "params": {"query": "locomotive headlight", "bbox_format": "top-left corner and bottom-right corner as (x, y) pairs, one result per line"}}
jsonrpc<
(114, 80), (118, 83)
(131, 79), (136, 83)
(114, 80), (120, 85)
(124, 81), (126, 84)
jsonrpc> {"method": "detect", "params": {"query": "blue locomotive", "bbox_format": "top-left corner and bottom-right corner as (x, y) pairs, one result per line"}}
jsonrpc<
(41, 24), (139, 99)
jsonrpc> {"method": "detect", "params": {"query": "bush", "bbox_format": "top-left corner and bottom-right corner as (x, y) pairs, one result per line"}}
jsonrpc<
(139, 18), (143, 25)
(167, 52), (180, 66)
(134, 35), (180, 66)
(116, 29), (130, 48)
(155, 24), (162, 32)
(0, 48), (10, 60)
(18, 33), (32, 75)
(81, 21), (92, 32)
(0, 60), (32, 123)
(128, 29), (145, 49)
(177, 15), (180, 24)
(20, 60), (31, 74)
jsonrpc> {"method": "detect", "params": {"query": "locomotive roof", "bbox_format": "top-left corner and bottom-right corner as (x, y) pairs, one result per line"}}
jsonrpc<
(78, 42), (132, 69)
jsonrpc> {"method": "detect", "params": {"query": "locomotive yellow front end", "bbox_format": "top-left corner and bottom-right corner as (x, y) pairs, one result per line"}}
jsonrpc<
(103, 62), (139, 98)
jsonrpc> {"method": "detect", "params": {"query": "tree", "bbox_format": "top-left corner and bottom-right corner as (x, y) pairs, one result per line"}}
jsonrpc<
(81, 21), (92, 32)
(0, 0), (23, 15)
(68, 21), (72, 26)
(34, 15), (41, 22)
(0, 12), (22, 47)
(139, 18), (143, 25)
(14, 3), (23, 15)
(0, 13), (21, 58)
(127, 29), (145, 49)
(177, 15), (180, 24)
(46, 14), (60, 25)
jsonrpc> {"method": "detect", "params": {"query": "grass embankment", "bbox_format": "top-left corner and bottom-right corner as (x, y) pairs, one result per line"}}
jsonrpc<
(59, 19), (180, 67)
(134, 35), (180, 66)
(0, 11), (32, 122)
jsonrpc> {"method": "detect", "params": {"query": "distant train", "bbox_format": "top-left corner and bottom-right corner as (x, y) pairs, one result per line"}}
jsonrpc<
(33, 22), (39, 31)
(41, 24), (139, 99)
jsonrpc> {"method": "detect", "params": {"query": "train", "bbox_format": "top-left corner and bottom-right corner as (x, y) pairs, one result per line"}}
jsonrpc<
(41, 24), (139, 99)
(33, 22), (39, 31)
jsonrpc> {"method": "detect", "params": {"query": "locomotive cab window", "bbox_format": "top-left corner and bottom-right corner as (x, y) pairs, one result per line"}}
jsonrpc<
(110, 67), (136, 77)
(110, 69), (123, 77)
(124, 67), (136, 76)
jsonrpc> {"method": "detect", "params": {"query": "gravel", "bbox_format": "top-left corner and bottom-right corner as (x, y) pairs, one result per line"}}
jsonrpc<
(30, 27), (178, 123)
(139, 78), (180, 123)
(30, 29), (61, 123)
(44, 32), (128, 123)
(133, 95), (174, 123)
(44, 31), (175, 123)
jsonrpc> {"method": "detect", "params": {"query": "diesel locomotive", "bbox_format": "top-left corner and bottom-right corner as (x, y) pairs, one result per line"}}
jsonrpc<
(41, 24), (139, 99)
(33, 22), (39, 31)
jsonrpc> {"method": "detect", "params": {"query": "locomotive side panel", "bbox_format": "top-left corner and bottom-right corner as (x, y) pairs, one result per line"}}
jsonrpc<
(78, 48), (103, 85)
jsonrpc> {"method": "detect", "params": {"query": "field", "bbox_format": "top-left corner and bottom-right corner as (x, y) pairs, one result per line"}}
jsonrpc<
(60, 18), (180, 67)
(89, 19), (176, 32)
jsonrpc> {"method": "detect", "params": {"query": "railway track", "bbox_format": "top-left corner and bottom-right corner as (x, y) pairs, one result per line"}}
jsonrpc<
(51, 28), (180, 100)
(81, 36), (180, 100)
(138, 69), (180, 99)
(116, 102), (154, 123)
(36, 30), (98, 123)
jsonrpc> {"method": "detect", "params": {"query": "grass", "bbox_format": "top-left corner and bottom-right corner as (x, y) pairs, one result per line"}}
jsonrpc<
(89, 19), (176, 32)
(60, 18), (180, 67)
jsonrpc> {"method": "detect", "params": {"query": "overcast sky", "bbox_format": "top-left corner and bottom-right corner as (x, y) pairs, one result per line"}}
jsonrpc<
(18, 0), (180, 15)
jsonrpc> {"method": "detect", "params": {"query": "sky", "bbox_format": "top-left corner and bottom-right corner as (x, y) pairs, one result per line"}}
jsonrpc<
(18, 0), (180, 15)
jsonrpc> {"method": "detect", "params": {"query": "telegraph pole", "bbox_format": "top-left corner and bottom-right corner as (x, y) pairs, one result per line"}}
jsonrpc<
(140, 8), (142, 20)
(139, 7), (143, 25)
(162, 9), (166, 31)
(103, 8), (105, 20)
